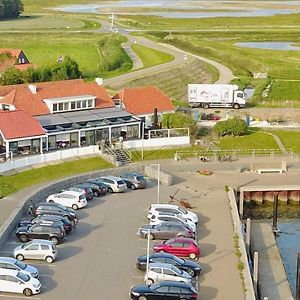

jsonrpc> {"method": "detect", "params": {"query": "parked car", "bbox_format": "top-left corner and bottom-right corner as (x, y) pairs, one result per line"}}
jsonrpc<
(85, 180), (108, 196)
(149, 212), (197, 233)
(34, 202), (78, 223)
(61, 186), (93, 201)
(95, 176), (127, 193)
(0, 269), (41, 297)
(136, 253), (202, 277)
(153, 237), (200, 259)
(75, 182), (106, 197)
(0, 257), (39, 278)
(137, 222), (194, 240)
(119, 172), (147, 190)
(46, 191), (87, 210)
(16, 223), (65, 245)
(148, 204), (198, 224)
(144, 262), (192, 285)
(14, 239), (57, 264)
(130, 281), (198, 300)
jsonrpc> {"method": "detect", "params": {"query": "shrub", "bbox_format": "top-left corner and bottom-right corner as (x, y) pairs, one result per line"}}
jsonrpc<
(214, 117), (248, 137)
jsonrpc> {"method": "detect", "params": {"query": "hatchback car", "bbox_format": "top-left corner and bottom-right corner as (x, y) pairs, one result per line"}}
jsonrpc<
(85, 180), (108, 196)
(75, 182), (106, 197)
(61, 186), (93, 201)
(149, 212), (196, 233)
(145, 263), (192, 285)
(14, 239), (57, 263)
(119, 172), (147, 190)
(34, 202), (77, 223)
(148, 204), (198, 224)
(0, 268), (41, 297)
(16, 223), (65, 245)
(153, 237), (200, 259)
(137, 222), (194, 240)
(95, 176), (127, 193)
(130, 281), (198, 300)
(46, 191), (87, 210)
(136, 253), (202, 277)
(0, 257), (39, 278)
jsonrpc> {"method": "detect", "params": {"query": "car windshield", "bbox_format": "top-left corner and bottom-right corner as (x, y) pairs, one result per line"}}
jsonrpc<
(171, 265), (182, 274)
(117, 180), (125, 185)
(21, 241), (32, 249)
(79, 195), (85, 200)
(136, 176), (145, 181)
(54, 203), (67, 211)
(177, 215), (186, 222)
(14, 260), (27, 270)
(17, 271), (30, 282)
(165, 238), (175, 245)
(173, 256), (184, 264)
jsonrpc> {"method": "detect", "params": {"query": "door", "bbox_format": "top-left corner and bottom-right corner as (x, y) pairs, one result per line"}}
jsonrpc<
(3, 275), (20, 293)
(157, 224), (170, 239)
(150, 286), (170, 300)
(168, 242), (184, 256)
(24, 242), (40, 259)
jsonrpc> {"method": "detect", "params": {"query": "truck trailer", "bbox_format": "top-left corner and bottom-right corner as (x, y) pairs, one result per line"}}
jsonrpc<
(188, 84), (246, 109)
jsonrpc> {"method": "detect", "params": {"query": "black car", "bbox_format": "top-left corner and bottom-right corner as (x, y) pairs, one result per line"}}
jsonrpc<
(16, 223), (65, 245)
(130, 281), (198, 300)
(19, 215), (73, 233)
(61, 186), (93, 201)
(136, 253), (201, 277)
(85, 180), (108, 196)
(76, 182), (107, 197)
(34, 202), (78, 223)
(119, 172), (147, 190)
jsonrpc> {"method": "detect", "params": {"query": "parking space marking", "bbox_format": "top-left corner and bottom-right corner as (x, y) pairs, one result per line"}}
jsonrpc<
(0, 294), (41, 299)
(132, 275), (144, 279)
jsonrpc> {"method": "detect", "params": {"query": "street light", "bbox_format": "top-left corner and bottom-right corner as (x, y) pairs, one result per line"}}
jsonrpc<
(146, 228), (150, 274)
(141, 121), (145, 160)
(150, 163), (160, 204)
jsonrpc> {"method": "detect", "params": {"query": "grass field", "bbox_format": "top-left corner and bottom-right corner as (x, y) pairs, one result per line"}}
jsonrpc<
(107, 57), (218, 101)
(0, 157), (113, 199)
(216, 131), (279, 151)
(131, 44), (174, 68)
(272, 130), (300, 153)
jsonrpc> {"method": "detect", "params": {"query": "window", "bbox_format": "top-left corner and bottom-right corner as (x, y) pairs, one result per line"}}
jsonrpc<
(64, 102), (69, 110)
(53, 104), (58, 112)
(41, 244), (49, 250)
(151, 267), (161, 274)
(155, 286), (169, 293)
(169, 286), (181, 293)
(82, 100), (87, 108)
(163, 268), (175, 275)
(71, 102), (76, 110)
(6, 275), (19, 283)
(59, 103), (64, 111)
(76, 101), (81, 109)
(87, 99), (93, 107)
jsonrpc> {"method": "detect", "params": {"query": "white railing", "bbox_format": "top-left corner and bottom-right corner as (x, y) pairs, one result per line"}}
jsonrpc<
(0, 145), (100, 174)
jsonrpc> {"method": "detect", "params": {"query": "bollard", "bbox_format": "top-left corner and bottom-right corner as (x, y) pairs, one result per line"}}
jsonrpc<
(272, 192), (279, 234)
(253, 251), (259, 297)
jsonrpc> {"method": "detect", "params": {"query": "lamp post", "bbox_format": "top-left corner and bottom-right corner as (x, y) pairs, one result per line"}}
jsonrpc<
(272, 191), (279, 235)
(146, 228), (150, 274)
(141, 121), (144, 160)
(150, 163), (160, 204)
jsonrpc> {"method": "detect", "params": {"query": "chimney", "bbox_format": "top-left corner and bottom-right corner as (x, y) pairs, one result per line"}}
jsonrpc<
(28, 84), (37, 94)
(95, 78), (103, 86)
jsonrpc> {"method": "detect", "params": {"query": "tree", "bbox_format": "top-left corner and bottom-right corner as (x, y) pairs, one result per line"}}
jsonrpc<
(0, 67), (24, 85)
(214, 117), (248, 137)
(152, 107), (159, 129)
(0, 0), (23, 19)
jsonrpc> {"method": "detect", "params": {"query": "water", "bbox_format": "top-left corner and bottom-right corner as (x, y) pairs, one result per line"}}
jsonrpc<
(57, 1), (300, 18)
(277, 220), (300, 297)
(235, 42), (300, 51)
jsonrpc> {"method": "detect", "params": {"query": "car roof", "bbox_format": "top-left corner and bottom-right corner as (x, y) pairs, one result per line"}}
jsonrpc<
(30, 239), (55, 246)
(149, 262), (175, 269)
(156, 221), (187, 227)
(172, 237), (195, 242)
(0, 257), (17, 263)
(0, 268), (19, 276)
(150, 204), (179, 209)
(156, 281), (191, 288)
(100, 175), (123, 180)
(58, 190), (83, 196)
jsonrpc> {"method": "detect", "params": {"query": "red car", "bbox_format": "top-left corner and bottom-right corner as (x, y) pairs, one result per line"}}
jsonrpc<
(153, 237), (200, 260)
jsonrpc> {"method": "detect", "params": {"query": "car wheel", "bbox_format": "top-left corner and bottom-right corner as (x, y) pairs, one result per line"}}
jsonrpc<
(72, 204), (79, 210)
(130, 184), (136, 190)
(45, 256), (54, 263)
(138, 296), (147, 300)
(233, 103), (240, 109)
(48, 200), (54, 203)
(145, 278), (154, 285)
(23, 288), (33, 297)
(189, 252), (197, 259)
(203, 103), (209, 109)
(187, 269), (195, 277)
(19, 234), (29, 243)
(65, 215), (71, 221)
(50, 236), (59, 245)
(93, 191), (99, 197)
(16, 254), (24, 261)
(146, 232), (154, 240)
(107, 187), (113, 193)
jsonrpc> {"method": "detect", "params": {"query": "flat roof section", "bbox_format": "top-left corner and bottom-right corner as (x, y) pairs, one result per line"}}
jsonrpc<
(240, 185), (300, 192)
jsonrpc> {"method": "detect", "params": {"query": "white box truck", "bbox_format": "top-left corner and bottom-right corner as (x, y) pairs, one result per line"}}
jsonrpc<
(188, 84), (246, 109)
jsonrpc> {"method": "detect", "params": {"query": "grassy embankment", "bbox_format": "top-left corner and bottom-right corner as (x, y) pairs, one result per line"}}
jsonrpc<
(116, 14), (300, 106)
(0, 157), (113, 199)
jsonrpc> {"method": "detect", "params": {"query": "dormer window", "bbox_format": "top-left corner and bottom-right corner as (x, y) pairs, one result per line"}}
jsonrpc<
(43, 95), (96, 114)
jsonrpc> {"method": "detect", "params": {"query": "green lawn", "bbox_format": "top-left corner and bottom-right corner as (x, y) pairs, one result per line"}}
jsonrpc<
(0, 157), (113, 199)
(272, 130), (300, 153)
(216, 131), (279, 151)
(131, 44), (174, 68)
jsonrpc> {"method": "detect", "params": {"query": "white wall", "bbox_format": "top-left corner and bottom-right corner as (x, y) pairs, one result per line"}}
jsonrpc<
(0, 145), (99, 174)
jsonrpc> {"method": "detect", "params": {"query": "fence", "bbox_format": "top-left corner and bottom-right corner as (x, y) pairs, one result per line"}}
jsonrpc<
(0, 145), (100, 174)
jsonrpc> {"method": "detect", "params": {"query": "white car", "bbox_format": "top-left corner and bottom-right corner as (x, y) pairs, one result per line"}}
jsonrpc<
(96, 176), (127, 193)
(46, 190), (87, 210)
(0, 268), (41, 297)
(149, 212), (197, 233)
(148, 204), (198, 224)
(14, 239), (58, 264)
(144, 263), (192, 285)
(0, 257), (39, 278)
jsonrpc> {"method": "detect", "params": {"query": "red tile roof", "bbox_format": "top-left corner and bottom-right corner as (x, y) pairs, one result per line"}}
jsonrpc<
(0, 48), (22, 58)
(0, 110), (45, 140)
(112, 86), (175, 115)
(0, 79), (114, 116)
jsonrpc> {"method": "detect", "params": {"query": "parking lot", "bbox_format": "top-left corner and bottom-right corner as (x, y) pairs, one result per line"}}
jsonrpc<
(0, 179), (198, 299)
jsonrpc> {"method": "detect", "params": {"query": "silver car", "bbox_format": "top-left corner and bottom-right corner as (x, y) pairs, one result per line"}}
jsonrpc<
(96, 176), (127, 193)
(0, 257), (39, 278)
(14, 239), (57, 263)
